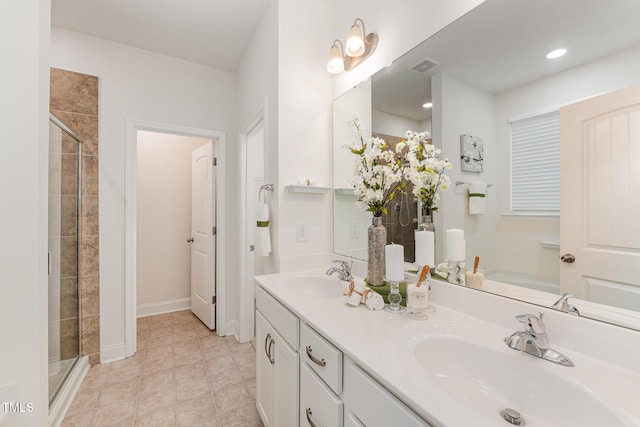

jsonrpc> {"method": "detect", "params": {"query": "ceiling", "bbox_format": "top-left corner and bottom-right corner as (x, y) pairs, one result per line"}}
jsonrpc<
(372, 0), (640, 122)
(51, 0), (270, 72)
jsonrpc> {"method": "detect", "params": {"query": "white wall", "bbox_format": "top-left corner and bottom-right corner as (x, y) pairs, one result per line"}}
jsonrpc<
(50, 27), (237, 360)
(136, 131), (209, 311)
(433, 73), (497, 268)
(372, 110), (423, 137)
(237, 0), (280, 281)
(330, 0), (485, 99)
(277, 0), (334, 271)
(495, 44), (640, 283)
(0, 0), (49, 424)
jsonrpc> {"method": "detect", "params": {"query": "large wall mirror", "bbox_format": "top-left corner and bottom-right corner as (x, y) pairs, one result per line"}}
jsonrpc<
(333, 0), (640, 330)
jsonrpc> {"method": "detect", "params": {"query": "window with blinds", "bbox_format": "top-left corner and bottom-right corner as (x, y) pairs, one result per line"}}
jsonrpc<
(509, 110), (560, 213)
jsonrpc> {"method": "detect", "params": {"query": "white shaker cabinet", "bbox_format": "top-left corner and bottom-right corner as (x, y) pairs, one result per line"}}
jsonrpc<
(256, 288), (300, 427)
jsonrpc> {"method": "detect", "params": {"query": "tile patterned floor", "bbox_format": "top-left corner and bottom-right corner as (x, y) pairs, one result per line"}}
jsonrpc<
(61, 310), (263, 427)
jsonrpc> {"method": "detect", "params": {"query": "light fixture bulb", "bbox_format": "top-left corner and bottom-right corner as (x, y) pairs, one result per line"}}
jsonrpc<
(345, 20), (365, 57)
(546, 48), (567, 59)
(327, 41), (345, 74)
(422, 102), (433, 109)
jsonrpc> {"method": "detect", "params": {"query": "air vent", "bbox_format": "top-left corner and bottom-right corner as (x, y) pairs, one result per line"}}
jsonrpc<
(410, 58), (439, 74)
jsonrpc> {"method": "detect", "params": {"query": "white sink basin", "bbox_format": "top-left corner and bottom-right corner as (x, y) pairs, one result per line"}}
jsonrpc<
(286, 276), (346, 298)
(415, 336), (623, 426)
(396, 321), (635, 426)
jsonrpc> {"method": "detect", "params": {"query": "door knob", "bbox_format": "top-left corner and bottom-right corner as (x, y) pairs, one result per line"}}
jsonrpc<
(560, 254), (575, 263)
(187, 237), (194, 243)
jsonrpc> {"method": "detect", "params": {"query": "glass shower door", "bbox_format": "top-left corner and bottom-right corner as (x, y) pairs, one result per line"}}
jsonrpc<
(48, 117), (81, 404)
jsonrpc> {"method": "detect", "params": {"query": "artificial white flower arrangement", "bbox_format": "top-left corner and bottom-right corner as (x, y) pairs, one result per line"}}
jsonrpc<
(345, 118), (405, 217)
(346, 118), (452, 216)
(401, 130), (452, 211)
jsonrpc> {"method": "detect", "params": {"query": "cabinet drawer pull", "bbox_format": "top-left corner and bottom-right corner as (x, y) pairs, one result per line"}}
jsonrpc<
(306, 408), (320, 427)
(264, 333), (272, 359)
(306, 345), (326, 367)
(268, 338), (275, 365)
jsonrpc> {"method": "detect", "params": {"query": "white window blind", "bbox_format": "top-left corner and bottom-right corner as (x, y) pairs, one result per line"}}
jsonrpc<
(510, 110), (560, 212)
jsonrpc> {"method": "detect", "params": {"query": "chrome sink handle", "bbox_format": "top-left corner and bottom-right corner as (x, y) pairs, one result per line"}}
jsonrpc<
(515, 313), (549, 349)
(551, 293), (580, 315)
(326, 259), (353, 281)
(516, 313), (546, 335)
(332, 259), (352, 272)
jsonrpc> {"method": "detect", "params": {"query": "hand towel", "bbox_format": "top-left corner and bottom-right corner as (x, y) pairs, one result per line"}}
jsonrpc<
(344, 280), (366, 306)
(469, 181), (487, 215)
(255, 202), (271, 256)
(363, 288), (385, 310)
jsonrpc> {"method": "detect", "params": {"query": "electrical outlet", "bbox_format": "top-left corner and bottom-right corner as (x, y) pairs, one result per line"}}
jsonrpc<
(349, 221), (359, 239)
(296, 223), (308, 242)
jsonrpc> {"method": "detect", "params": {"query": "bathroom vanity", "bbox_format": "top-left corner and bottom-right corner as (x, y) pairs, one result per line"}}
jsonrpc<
(255, 269), (640, 427)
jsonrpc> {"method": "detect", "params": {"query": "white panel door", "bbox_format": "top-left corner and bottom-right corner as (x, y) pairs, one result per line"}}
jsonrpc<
(560, 84), (640, 311)
(191, 141), (216, 329)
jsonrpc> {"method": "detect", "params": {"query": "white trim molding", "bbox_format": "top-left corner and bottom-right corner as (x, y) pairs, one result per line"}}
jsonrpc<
(124, 118), (227, 357)
(49, 356), (89, 427)
(137, 297), (191, 318)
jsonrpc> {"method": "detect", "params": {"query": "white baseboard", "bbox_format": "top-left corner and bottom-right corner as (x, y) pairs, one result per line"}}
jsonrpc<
(100, 342), (127, 364)
(137, 297), (191, 318)
(49, 356), (89, 427)
(226, 319), (238, 338)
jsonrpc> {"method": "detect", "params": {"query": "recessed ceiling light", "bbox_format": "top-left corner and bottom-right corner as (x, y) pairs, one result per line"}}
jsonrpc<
(546, 48), (567, 59)
(422, 102), (433, 109)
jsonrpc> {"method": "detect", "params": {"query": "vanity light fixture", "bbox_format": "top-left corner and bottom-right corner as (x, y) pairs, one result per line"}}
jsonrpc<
(422, 102), (433, 109)
(327, 18), (378, 74)
(546, 48), (567, 59)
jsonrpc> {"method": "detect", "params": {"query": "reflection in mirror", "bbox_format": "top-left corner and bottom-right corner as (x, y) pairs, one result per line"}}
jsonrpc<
(332, 0), (640, 330)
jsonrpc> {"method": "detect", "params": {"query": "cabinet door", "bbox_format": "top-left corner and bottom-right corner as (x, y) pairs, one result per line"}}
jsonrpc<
(256, 311), (275, 427)
(274, 328), (300, 427)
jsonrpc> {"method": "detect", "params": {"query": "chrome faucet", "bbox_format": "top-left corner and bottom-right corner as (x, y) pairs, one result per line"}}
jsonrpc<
(504, 313), (574, 367)
(326, 259), (353, 281)
(551, 293), (580, 315)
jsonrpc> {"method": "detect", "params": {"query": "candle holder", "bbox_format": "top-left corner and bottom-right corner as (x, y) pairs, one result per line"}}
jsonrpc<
(447, 260), (466, 286)
(383, 279), (406, 314)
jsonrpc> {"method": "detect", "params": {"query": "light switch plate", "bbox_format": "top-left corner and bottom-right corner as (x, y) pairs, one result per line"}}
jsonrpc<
(296, 223), (308, 242)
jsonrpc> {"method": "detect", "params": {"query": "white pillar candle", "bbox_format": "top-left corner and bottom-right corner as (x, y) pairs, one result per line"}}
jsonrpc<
(445, 229), (465, 261)
(415, 230), (435, 267)
(385, 244), (404, 281)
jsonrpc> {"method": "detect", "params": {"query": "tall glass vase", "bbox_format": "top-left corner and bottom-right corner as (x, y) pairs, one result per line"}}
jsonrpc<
(418, 205), (435, 232)
(367, 216), (386, 286)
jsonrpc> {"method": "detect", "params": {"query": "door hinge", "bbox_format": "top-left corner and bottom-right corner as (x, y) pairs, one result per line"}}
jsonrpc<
(212, 157), (217, 166)
(212, 226), (217, 235)
(212, 295), (216, 304)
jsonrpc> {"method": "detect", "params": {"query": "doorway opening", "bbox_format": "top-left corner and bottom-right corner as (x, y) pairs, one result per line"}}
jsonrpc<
(125, 119), (227, 358)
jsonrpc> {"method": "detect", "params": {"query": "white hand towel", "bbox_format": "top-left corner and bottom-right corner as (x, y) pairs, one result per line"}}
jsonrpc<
(344, 280), (366, 306)
(363, 288), (385, 310)
(255, 203), (271, 256)
(468, 181), (487, 215)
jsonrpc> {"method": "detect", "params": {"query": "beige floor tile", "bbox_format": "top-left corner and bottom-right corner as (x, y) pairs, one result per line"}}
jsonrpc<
(176, 377), (211, 403)
(208, 368), (245, 392)
(139, 369), (174, 394)
(175, 360), (207, 385)
(217, 403), (264, 427)
(61, 407), (95, 427)
(134, 407), (176, 427)
(93, 400), (137, 426)
(64, 311), (257, 427)
(136, 384), (176, 417)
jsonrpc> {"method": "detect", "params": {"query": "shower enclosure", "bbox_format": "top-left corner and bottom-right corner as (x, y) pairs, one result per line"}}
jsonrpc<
(48, 114), (82, 405)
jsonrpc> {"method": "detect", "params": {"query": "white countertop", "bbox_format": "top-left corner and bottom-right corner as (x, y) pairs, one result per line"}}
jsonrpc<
(255, 268), (640, 427)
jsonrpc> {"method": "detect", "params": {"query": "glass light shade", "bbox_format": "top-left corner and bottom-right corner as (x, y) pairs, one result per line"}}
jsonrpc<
(345, 23), (365, 57)
(327, 44), (345, 74)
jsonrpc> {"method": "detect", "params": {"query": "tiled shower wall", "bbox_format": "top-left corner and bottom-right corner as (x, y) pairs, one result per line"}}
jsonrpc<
(50, 67), (101, 365)
(373, 132), (418, 263)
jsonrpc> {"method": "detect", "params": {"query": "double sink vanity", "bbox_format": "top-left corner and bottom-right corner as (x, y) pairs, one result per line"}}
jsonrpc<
(254, 266), (640, 427)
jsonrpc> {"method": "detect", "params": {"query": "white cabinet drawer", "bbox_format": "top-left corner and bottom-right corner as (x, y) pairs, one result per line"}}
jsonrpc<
(345, 362), (431, 427)
(300, 363), (343, 427)
(256, 285), (299, 350)
(300, 322), (343, 394)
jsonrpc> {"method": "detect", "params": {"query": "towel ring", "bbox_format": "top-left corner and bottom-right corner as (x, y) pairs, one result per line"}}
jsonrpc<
(259, 184), (274, 203)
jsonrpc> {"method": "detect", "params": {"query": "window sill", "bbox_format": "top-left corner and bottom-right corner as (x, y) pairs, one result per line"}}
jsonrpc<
(501, 211), (559, 219)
